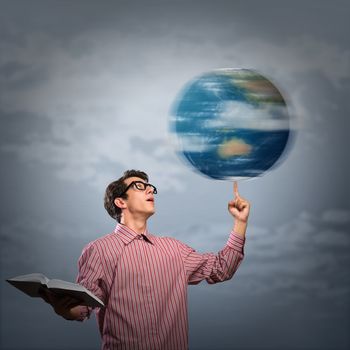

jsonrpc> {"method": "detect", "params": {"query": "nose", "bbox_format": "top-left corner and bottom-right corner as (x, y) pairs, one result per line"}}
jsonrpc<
(146, 185), (154, 194)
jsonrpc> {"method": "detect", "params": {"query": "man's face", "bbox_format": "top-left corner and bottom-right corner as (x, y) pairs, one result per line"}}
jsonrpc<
(121, 176), (156, 219)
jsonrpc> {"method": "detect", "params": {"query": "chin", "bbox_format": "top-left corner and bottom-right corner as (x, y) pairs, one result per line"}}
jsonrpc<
(147, 209), (156, 218)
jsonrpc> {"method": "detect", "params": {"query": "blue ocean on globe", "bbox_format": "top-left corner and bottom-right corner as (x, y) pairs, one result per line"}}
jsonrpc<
(170, 69), (291, 180)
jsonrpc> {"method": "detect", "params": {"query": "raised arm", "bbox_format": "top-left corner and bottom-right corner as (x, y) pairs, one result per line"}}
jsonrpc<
(177, 231), (245, 285)
(177, 181), (250, 285)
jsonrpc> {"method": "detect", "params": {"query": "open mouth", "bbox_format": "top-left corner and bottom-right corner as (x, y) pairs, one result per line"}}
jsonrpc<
(146, 198), (154, 202)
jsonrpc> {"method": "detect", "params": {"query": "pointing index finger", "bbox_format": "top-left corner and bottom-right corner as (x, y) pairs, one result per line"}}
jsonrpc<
(234, 181), (238, 197)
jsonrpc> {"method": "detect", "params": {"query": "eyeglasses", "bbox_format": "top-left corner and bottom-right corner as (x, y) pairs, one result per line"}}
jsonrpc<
(119, 181), (157, 197)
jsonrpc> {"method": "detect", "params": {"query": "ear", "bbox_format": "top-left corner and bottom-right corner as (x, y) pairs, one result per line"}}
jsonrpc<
(114, 197), (127, 209)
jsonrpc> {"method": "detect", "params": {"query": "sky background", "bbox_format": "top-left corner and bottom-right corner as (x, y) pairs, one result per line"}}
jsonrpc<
(1, 1), (349, 349)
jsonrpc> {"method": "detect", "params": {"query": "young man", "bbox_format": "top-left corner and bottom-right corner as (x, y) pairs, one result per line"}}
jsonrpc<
(47, 169), (250, 350)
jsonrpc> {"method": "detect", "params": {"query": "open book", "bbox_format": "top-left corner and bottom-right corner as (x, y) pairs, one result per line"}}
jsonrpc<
(6, 273), (104, 308)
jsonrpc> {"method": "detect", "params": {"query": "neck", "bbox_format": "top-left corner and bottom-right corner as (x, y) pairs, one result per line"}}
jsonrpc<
(120, 216), (147, 235)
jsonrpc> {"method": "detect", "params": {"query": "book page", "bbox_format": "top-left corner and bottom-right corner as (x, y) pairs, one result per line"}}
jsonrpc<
(47, 279), (85, 291)
(7, 273), (104, 307)
(47, 280), (104, 307)
(6, 273), (50, 297)
(8, 273), (49, 285)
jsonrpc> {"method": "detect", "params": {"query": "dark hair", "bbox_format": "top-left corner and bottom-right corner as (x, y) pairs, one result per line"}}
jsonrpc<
(104, 169), (149, 222)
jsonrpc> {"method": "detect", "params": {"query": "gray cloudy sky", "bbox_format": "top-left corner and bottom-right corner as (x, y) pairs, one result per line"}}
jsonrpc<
(1, 1), (349, 349)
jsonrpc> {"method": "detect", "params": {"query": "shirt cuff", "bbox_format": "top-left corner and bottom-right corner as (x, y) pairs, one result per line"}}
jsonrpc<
(226, 231), (245, 253)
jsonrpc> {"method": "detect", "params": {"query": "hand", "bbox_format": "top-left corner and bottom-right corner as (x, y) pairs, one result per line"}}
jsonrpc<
(228, 181), (250, 223)
(40, 289), (86, 321)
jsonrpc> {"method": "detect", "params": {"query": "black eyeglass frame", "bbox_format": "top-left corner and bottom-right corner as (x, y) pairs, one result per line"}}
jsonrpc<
(119, 181), (157, 197)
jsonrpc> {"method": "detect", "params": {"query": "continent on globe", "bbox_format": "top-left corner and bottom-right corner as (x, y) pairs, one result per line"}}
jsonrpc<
(218, 138), (253, 158)
(169, 68), (292, 180)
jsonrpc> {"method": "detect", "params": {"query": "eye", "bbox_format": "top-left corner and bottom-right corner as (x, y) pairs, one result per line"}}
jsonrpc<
(134, 182), (146, 190)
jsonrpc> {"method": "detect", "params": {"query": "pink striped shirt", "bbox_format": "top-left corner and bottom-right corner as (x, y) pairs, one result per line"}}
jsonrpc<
(76, 224), (245, 350)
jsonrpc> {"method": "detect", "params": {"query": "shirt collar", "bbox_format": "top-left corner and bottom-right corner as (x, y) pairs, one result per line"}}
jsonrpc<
(114, 223), (154, 245)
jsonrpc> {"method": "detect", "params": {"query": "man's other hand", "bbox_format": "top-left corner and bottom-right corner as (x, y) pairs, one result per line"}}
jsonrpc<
(40, 289), (89, 321)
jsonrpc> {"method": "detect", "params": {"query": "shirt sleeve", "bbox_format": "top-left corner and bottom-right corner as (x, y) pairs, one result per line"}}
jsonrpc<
(76, 242), (108, 305)
(176, 231), (245, 285)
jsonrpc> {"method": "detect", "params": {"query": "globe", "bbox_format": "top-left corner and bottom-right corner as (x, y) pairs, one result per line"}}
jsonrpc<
(170, 68), (292, 180)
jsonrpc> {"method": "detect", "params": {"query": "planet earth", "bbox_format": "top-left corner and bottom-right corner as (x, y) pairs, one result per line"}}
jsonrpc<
(170, 68), (291, 180)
